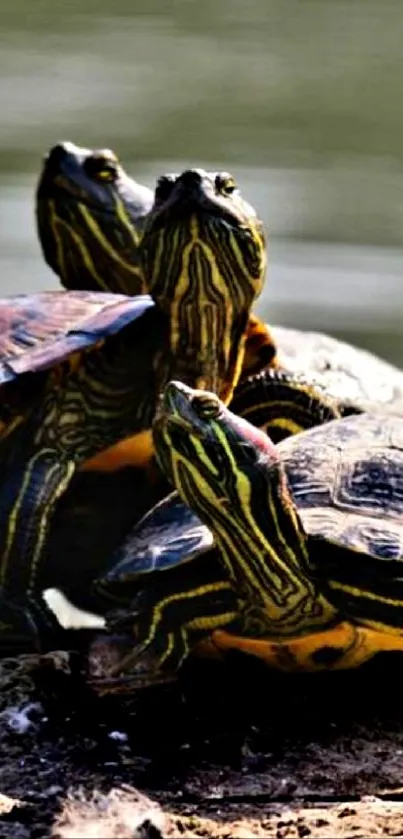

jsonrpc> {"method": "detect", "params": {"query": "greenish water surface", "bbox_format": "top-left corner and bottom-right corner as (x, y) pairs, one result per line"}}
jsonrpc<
(1, 0), (403, 363)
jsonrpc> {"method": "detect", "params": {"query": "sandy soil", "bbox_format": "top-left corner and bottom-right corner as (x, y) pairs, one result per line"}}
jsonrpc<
(1, 650), (403, 838)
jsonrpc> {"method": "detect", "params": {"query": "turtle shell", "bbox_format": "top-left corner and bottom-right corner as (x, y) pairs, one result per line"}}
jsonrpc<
(279, 412), (403, 560)
(102, 491), (214, 588)
(0, 290), (154, 385)
(272, 324), (403, 408)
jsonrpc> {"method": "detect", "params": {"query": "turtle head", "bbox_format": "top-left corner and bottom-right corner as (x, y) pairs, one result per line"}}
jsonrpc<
(144, 169), (266, 403)
(154, 381), (311, 622)
(36, 141), (153, 294)
(154, 379), (280, 499)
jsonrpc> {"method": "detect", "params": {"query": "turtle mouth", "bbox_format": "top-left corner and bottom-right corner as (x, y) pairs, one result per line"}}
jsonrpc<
(146, 188), (243, 235)
(153, 410), (201, 444)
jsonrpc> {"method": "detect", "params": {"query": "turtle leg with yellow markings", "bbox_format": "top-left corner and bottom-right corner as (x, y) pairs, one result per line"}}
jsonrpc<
(0, 293), (160, 651)
(89, 551), (239, 692)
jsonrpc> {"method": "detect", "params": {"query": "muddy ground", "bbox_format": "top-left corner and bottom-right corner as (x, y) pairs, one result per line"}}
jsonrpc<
(1, 651), (403, 838)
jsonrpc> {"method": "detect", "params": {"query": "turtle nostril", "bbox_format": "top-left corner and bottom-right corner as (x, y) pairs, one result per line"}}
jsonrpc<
(155, 175), (176, 203)
(178, 169), (203, 191)
(45, 143), (69, 164)
(42, 142), (75, 177)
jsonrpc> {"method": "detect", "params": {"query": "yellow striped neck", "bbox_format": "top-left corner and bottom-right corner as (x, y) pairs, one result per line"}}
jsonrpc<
(38, 197), (145, 294)
(157, 414), (335, 636)
(148, 214), (260, 402)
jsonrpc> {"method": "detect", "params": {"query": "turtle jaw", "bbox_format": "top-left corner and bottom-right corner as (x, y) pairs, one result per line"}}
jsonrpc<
(36, 141), (152, 295)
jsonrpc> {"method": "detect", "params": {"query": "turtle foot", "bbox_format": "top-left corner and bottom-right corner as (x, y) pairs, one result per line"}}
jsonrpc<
(87, 631), (179, 694)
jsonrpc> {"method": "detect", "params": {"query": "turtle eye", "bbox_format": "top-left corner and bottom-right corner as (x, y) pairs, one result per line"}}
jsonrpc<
(191, 393), (221, 420)
(215, 173), (237, 196)
(84, 151), (119, 183)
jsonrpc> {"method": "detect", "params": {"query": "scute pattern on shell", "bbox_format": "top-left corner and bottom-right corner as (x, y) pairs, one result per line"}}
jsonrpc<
(272, 324), (403, 407)
(279, 413), (403, 561)
(105, 492), (215, 582)
(0, 291), (153, 384)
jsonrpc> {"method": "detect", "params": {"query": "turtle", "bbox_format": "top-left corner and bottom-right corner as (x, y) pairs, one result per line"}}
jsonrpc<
(50, 366), (362, 620)
(0, 167), (266, 653)
(36, 141), (154, 295)
(32, 142), (388, 631)
(88, 380), (403, 692)
(36, 141), (403, 409)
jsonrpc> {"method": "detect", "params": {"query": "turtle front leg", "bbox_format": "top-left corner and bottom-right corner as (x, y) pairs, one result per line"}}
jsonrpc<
(241, 315), (279, 378)
(89, 561), (239, 693)
(0, 449), (75, 600)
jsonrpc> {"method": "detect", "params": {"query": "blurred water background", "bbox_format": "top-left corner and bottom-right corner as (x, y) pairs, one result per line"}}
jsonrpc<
(1, 0), (403, 363)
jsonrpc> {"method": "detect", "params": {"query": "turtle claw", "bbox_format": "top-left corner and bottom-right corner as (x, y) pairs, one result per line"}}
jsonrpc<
(87, 629), (185, 694)
(90, 668), (177, 696)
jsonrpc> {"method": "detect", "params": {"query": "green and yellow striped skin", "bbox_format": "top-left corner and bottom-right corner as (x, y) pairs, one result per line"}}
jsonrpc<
(0, 167), (266, 652)
(229, 367), (363, 443)
(142, 170), (266, 405)
(90, 382), (403, 692)
(36, 142), (153, 295)
(89, 550), (239, 692)
(79, 170), (267, 472)
(0, 296), (156, 606)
